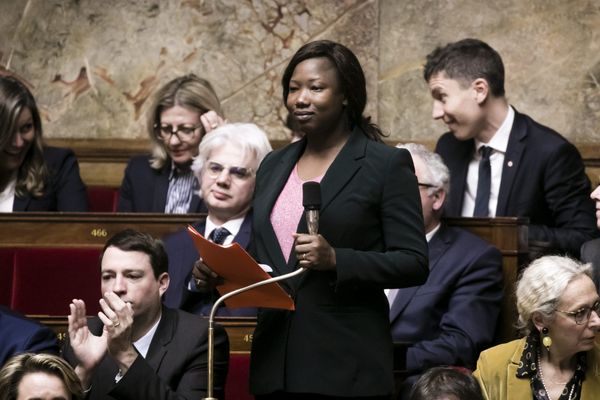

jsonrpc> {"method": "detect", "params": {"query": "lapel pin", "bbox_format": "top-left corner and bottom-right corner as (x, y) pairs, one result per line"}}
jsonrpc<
(507, 161), (513, 167)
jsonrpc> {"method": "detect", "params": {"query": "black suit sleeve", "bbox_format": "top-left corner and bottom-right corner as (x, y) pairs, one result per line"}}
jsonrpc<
(336, 148), (429, 288)
(109, 323), (228, 400)
(22, 325), (60, 357)
(117, 159), (136, 212)
(406, 245), (503, 371)
(48, 147), (89, 211)
(528, 140), (597, 256)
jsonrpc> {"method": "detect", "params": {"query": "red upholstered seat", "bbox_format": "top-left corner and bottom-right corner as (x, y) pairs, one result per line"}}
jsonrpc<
(87, 186), (119, 212)
(0, 248), (16, 306)
(226, 353), (253, 400)
(7, 247), (102, 315)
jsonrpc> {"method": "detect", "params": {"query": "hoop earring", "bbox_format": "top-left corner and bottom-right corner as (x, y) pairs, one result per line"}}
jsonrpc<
(541, 327), (552, 352)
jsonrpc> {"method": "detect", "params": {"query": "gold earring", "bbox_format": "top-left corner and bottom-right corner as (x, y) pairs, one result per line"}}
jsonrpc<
(542, 327), (552, 352)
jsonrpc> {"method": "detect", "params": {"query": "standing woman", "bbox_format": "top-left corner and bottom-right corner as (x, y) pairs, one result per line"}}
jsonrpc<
(0, 76), (88, 212)
(250, 40), (429, 399)
(117, 74), (224, 213)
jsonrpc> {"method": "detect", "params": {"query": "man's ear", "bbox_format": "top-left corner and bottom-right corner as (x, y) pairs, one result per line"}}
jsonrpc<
(432, 189), (446, 212)
(472, 78), (489, 104)
(158, 272), (170, 296)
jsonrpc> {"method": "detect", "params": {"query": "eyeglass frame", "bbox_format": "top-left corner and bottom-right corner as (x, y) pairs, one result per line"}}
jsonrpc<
(154, 123), (204, 142)
(555, 300), (600, 325)
(204, 161), (254, 181)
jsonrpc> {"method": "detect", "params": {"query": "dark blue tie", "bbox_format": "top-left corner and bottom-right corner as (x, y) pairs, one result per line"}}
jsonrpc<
(473, 146), (492, 217)
(210, 227), (231, 245)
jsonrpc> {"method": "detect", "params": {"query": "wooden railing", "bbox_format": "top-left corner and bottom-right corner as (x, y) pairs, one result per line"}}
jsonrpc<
(0, 212), (204, 248)
(46, 138), (600, 188)
(29, 315), (255, 354)
(1, 214), (529, 350)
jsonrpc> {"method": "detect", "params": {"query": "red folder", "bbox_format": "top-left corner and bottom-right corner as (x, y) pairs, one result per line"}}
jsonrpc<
(186, 225), (295, 310)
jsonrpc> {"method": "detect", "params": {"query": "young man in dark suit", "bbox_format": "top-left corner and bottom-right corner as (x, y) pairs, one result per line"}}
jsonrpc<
(392, 144), (503, 395)
(63, 229), (229, 400)
(425, 38), (596, 257)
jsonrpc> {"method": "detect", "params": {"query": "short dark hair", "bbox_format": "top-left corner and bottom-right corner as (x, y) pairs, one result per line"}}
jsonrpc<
(100, 229), (168, 278)
(281, 40), (384, 141)
(409, 367), (484, 400)
(423, 38), (505, 97)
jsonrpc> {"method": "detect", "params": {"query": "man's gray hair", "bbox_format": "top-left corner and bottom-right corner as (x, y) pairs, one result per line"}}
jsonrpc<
(396, 143), (450, 196)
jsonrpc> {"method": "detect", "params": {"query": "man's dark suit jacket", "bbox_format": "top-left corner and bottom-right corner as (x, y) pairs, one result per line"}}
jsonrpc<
(162, 214), (257, 316)
(0, 306), (59, 366)
(117, 155), (206, 213)
(581, 238), (600, 289)
(390, 225), (503, 375)
(249, 129), (429, 397)
(13, 146), (88, 211)
(435, 109), (596, 257)
(63, 306), (229, 400)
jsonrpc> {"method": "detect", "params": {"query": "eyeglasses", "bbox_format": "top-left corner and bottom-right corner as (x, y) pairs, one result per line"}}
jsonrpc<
(205, 162), (254, 180)
(154, 123), (203, 141)
(556, 300), (600, 325)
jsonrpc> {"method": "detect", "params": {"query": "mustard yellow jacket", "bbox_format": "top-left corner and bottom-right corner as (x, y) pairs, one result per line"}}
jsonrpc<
(474, 337), (600, 400)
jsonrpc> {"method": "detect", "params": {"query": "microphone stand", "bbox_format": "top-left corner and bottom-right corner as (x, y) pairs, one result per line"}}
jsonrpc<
(203, 209), (318, 399)
(202, 267), (306, 400)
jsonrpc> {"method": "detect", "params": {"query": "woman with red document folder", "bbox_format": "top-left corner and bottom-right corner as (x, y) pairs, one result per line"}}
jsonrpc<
(248, 40), (429, 399)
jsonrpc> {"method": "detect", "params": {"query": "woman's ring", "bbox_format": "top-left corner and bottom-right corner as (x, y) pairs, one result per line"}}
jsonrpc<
(302, 253), (307, 261)
(113, 320), (120, 327)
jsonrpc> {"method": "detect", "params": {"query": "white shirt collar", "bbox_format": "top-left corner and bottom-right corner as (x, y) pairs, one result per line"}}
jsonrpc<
(0, 174), (17, 212)
(426, 223), (441, 242)
(475, 105), (514, 154)
(205, 215), (246, 245)
(133, 315), (161, 358)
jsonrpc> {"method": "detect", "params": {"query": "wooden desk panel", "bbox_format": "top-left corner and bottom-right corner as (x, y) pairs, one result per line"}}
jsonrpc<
(30, 315), (255, 354)
(18, 216), (527, 347)
(0, 213), (206, 248)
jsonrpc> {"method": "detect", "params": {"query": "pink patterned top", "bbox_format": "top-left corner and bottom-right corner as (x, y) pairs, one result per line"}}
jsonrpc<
(270, 164), (323, 263)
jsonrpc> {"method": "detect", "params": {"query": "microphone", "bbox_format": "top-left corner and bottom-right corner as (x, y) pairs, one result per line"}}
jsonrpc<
(303, 181), (321, 235)
(203, 182), (321, 400)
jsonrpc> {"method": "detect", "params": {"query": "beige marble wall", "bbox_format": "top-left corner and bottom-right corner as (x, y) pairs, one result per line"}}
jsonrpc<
(379, 0), (600, 143)
(1, 0), (599, 144)
(0, 0), (377, 141)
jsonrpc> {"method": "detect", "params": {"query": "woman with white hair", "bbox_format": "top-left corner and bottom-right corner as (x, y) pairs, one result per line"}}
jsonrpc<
(474, 255), (600, 400)
(162, 123), (272, 316)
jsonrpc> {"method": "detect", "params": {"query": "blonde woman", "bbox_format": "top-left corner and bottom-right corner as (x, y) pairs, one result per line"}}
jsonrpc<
(117, 74), (224, 213)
